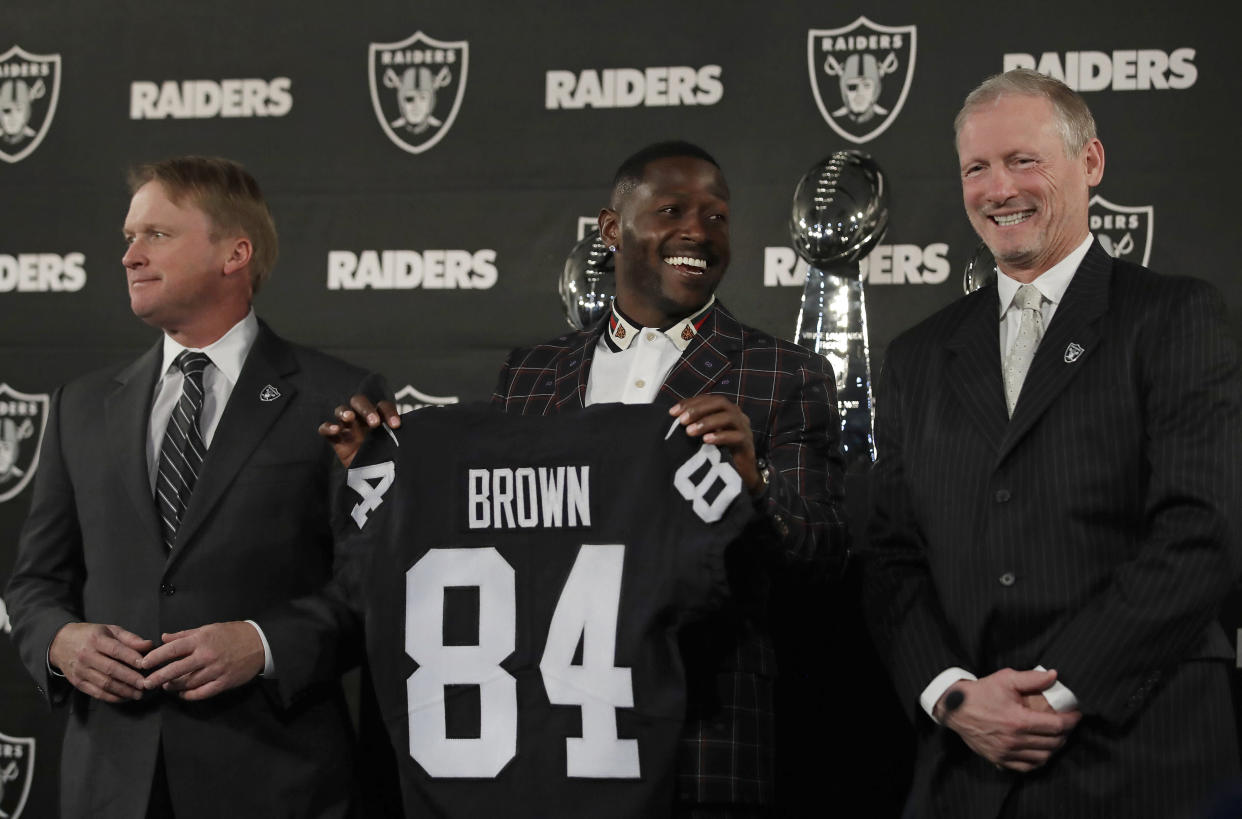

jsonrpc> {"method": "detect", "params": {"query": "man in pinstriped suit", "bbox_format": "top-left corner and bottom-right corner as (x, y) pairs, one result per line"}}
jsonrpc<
(864, 70), (1241, 817)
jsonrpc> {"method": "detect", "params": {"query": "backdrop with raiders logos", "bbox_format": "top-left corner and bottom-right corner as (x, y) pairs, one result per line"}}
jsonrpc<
(1, 0), (1238, 815)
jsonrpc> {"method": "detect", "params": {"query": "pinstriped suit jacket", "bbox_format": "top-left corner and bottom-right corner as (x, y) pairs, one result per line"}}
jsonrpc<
(865, 241), (1242, 818)
(492, 302), (848, 808)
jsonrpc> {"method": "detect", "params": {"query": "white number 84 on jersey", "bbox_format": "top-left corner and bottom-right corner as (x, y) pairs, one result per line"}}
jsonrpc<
(346, 442), (742, 779)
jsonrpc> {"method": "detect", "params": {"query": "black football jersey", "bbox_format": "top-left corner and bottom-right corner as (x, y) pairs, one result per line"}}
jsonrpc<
(340, 402), (752, 818)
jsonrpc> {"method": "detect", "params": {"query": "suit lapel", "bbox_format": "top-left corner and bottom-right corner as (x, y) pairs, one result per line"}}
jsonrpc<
(552, 323), (602, 413)
(658, 304), (741, 404)
(944, 288), (1009, 455)
(170, 323), (299, 557)
(998, 242), (1111, 462)
(104, 342), (165, 552)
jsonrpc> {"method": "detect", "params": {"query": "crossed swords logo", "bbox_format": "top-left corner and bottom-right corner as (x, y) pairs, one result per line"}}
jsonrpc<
(383, 66), (451, 132)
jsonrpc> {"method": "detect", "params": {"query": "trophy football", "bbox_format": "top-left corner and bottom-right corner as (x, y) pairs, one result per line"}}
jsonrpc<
(789, 150), (890, 469)
(962, 241), (998, 294)
(559, 228), (614, 330)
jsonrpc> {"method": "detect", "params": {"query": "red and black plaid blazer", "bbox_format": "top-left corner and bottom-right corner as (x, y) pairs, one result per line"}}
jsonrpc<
(493, 302), (848, 809)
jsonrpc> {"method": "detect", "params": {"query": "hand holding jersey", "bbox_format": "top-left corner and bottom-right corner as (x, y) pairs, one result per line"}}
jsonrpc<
(319, 393), (402, 468)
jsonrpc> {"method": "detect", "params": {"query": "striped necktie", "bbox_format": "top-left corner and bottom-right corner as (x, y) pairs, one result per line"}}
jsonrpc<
(1003, 284), (1044, 417)
(156, 351), (210, 549)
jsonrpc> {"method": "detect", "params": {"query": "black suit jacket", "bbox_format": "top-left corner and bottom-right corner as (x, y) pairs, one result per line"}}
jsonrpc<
(864, 242), (1242, 818)
(493, 302), (848, 808)
(6, 320), (373, 819)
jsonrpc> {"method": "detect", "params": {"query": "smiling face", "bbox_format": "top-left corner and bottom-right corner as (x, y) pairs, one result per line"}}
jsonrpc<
(122, 181), (250, 345)
(957, 93), (1104, 282)
(601, 156), (730, 328)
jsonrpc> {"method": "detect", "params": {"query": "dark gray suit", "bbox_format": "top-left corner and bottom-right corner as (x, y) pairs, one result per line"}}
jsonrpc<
(864, 242), (1242, 818)
(6, 321), (371, 818)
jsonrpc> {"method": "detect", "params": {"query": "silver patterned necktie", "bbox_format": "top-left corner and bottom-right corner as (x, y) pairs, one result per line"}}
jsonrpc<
(156, 351), (211, 549)
(1003, 284), (1044, 417)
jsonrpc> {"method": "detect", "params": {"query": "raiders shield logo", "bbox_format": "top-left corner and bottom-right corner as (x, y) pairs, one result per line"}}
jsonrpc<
(0, 732), (34, 819)
(808, 17), (916, 144)
(369, 32), (468, 155)
(393, 384), (459, 414)
(0, 384), (49, 503)
(0, 46), (61, 164)
(1089, 194), (1153, 267)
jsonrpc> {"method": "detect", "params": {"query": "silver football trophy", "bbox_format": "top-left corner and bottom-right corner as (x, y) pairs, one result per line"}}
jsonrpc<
(790, 150), (889, 469)
(559, 228), (615, 330)
(962, 242), (998, 294)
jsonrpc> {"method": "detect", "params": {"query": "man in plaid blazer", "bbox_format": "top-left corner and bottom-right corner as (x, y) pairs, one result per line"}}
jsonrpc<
(492, 141), (849, 816)
(323, 141), (849, 816)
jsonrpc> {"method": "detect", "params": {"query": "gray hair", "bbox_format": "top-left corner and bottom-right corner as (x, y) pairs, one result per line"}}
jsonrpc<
(954, 69), (1097, 156)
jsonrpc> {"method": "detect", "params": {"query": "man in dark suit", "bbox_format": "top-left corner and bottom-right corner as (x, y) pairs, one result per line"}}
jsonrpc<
(492, 141), (849, 816)
(863, 69), (1241, 818)
(6, 156), (372, 818)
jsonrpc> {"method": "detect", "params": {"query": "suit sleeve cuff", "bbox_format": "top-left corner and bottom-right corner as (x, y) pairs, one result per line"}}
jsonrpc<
(245, 620), (276, 678)
(1034, 664), (1078, 711)
(920, 667), (977, 723)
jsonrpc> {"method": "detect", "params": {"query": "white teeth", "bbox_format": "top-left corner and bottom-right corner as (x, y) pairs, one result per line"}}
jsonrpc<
(993, 211), (1033, 227)
(664, 256), (707, 270)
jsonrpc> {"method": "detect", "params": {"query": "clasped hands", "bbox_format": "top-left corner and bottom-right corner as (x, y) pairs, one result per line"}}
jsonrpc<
(936, 668), (1082, 773)
(49, 620), (265, 703)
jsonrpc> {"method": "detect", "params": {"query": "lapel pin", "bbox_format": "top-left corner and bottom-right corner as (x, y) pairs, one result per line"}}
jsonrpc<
(681, 325), (695, 341)
(1064, 342), (1085, 363)
(259, 384), (281, 402)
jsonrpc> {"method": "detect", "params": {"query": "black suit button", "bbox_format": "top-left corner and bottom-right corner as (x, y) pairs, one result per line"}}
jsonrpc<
(160, 583), (176, 597)
(998, 572), (1016, 587)
(995, 489), (1011, 503)
(35, 685), (44, 695)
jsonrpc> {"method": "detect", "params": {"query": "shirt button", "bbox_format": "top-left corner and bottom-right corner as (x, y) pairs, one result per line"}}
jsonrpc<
(995, 489), (1011, 503)
(646, 332), (655, 341)
(998, 572), (1015, 587)
(635, 379), (646, 389)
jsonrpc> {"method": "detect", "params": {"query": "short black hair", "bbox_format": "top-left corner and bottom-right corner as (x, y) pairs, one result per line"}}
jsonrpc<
(610, 141), (721, 205)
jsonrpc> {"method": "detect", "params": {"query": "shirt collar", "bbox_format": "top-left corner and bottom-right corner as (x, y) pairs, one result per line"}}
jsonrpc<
(160, 310), (259, 386)
(997, 233), (1093, 316)
(604, 296), (716, 353)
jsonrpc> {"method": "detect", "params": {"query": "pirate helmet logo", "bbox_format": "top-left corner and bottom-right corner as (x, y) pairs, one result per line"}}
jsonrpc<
(0, 384), (49, 504)
(393, 384), (459, 413)
(0, 731), (34, 819)
(0, 46), (61, 164)
(808, 17), (916, 144)
(1089, 194), (1154, 267)
(369, 32), (468, 155)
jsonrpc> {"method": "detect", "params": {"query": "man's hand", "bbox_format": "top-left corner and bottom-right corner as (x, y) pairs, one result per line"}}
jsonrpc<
(670, 396), (760, 491)
(140, 621), (265, 701)
(938, 668), (1081, 773)
(49, 622), (153, 703)
(317, 394), (401, 468)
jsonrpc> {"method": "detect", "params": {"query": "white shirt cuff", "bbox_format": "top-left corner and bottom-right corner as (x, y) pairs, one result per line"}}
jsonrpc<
(245, 620), (276, 678)
(1034, 664), (1078, 711)
(920, 667), (977, 722)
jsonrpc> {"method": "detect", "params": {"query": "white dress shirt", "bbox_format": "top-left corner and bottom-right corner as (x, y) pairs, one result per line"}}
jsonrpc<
(147, 310), (259, 489)
(996, 234), (1092, 358)
(584, 297), (716, 406)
